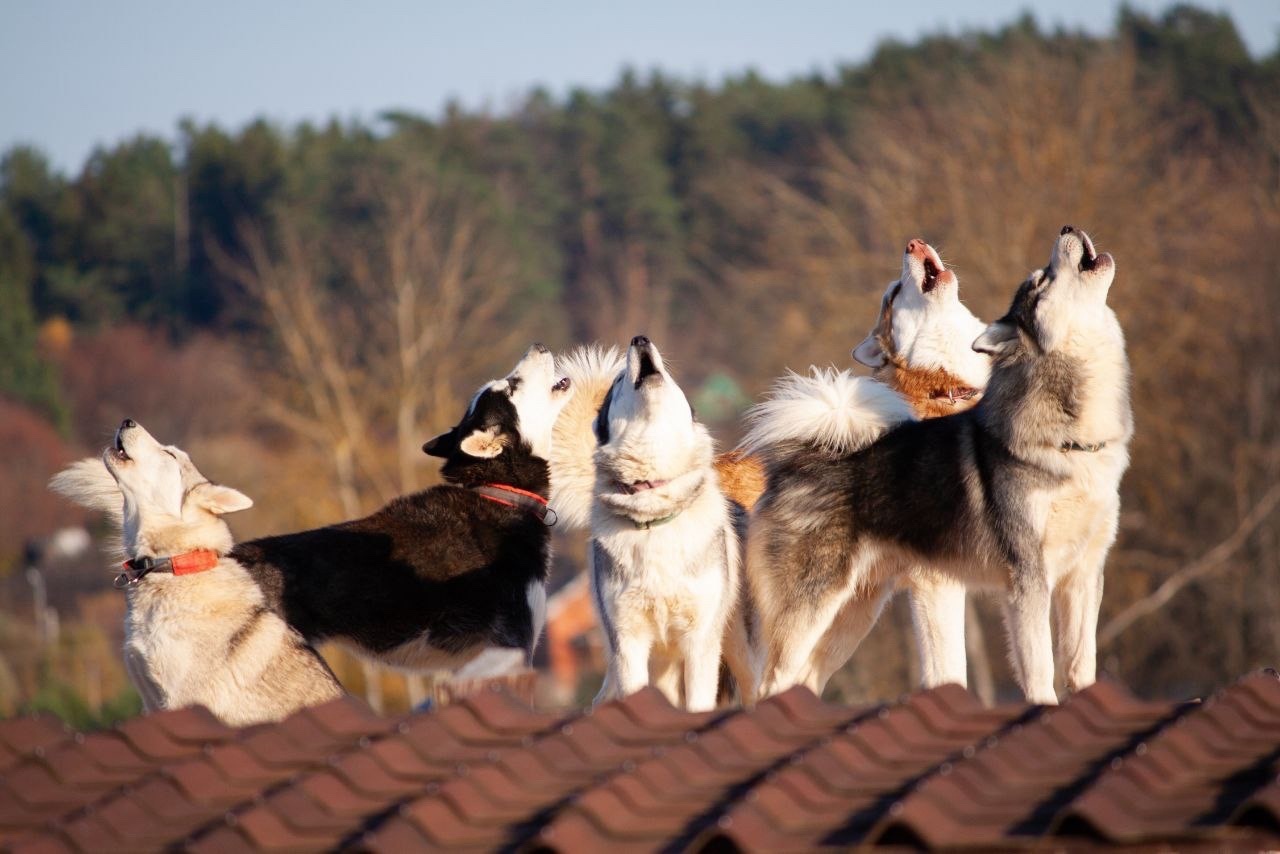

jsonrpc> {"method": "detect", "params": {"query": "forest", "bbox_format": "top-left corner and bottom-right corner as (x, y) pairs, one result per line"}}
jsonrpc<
(2, 5), (1278, 723)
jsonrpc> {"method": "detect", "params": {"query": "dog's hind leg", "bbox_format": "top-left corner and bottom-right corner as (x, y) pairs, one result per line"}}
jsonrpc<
(801, 582), (893, 696)
(906, 574), (968, 688)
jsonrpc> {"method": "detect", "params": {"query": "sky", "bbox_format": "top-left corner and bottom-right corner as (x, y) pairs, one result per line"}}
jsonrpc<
(2, 1), (1277, 174)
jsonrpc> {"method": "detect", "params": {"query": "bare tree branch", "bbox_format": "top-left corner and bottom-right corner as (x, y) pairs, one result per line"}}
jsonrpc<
(1100, 481), (1280, 647)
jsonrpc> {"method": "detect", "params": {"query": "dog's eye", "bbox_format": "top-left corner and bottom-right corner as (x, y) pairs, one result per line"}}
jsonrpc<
(553, 377), (570, 392)
(164, 449), (177, 459)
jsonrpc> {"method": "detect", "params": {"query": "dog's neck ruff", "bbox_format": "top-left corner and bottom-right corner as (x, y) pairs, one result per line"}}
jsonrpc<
(472, 483), (557, 526)
(115, 549), (220, 589)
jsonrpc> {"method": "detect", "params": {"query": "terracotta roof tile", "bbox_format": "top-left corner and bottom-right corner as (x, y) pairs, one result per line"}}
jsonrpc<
(6, 672), (1278, 850)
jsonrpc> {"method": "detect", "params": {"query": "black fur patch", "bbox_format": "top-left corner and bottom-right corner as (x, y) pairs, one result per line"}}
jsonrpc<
(232, 382), (553, 666)
(594, 380), (617, 445)
(590, 539), (619, 653)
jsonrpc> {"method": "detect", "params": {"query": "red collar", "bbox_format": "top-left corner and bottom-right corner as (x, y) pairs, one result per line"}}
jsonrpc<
(472, 483), (557, 526)
(115, 549), (220, 588)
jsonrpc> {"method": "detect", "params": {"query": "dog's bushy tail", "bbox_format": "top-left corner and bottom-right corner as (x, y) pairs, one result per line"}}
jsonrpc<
(739, 368), (914, 460)
(550, 345), (623, 530)
(50, 457), (122, 523)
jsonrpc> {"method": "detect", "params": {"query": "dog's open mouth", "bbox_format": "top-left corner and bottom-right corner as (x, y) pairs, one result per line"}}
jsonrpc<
(921, 257), (942, 293)
(618, 479), (669, 494)
(1078, 232), (1098, 272)
(113, 432), (131, 462)
(636, 351), (660, 385)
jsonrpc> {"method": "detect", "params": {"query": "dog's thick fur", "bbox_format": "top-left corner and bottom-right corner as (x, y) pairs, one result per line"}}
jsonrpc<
(746, 228), (1131, 704)
(854, 238), (991, 419)
(51, 422), (343, 726)
(551, 347), (763, 520)
(585, 336), (739, 711)
(230, 344), (572, 679)
(53, 345), (573, 724)
(851, 239), (992, 689)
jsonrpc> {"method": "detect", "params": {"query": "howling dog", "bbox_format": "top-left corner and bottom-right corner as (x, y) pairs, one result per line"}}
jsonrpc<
(849, 238), (992, 691)
(51, 421), (343, 726)
(743, 227), (1131, 704)
(586, 336), (739, 711)
(54, 344), (572, 723)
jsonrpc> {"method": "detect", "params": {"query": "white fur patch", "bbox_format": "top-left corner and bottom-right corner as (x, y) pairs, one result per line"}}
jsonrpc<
(50, 458), (122, 522)
(740, 368), (915, 457)
(549, 345), (624, 530)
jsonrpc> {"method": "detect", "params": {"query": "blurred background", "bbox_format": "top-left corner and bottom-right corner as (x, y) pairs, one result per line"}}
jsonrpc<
(2, 1), (1278, 725)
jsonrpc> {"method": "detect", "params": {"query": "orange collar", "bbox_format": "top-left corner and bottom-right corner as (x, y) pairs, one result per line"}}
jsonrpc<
(115, 549), (220, 588)
(472, 483), (557, 526)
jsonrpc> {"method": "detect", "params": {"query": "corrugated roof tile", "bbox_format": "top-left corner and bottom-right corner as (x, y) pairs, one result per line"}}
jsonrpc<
(4, 675), (1277, 850)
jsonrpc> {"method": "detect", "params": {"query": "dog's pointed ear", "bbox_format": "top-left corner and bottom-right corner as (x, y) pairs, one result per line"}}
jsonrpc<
(458, 425), (506, 459)
(852, 334), (886, 368)
(972, 321), (1018, 356)
(423, 427), (458, 458)
(190, 482), (253, 515)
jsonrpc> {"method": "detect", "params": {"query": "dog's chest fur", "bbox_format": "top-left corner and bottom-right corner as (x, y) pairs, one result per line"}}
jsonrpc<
(125, 564), (276, 710)
(592, 484), (735, 642)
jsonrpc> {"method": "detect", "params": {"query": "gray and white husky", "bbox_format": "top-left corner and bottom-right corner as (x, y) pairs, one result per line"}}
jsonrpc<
(50, 421), (344, 726)
(588, 336), (740, 711)
(744, 226), (1131, 704)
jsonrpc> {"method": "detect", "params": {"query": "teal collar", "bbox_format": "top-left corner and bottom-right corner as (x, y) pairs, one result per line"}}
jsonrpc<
(633, 511), (682, 530)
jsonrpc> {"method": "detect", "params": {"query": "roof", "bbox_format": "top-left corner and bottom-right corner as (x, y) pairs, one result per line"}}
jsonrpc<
(2, 671), (1279, 852)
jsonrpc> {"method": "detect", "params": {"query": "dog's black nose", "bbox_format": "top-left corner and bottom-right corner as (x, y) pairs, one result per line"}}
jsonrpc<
(1060, 225), (1074, 235)
(631, 335), (650, 348)
(530, 342), (549, 354)
(121, 418), (136, 429)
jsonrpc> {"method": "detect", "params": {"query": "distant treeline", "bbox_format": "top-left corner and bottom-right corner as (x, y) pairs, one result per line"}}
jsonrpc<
(2, 5), (1275, 426)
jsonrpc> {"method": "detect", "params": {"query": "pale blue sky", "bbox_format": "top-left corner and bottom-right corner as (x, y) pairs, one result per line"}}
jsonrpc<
(2, 1), (1276, 174)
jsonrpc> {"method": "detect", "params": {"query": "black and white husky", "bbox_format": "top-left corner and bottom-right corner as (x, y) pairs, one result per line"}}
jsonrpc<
(588, 336), (740, 711)
(744, 227), (1131, 704)
(52, 344), (572, 723)
(231, 343), (572, 678)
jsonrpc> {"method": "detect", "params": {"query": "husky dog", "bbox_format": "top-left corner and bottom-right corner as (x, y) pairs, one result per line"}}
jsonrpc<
(850, 239), (992, 690)
(551, 347), (762, 523)
(51, 421), (344, 726)
(853, 238), (990, 418)
(587, 336), (739, 711)
(745, 227), (1131, 704)
(229, 344), (572, 679)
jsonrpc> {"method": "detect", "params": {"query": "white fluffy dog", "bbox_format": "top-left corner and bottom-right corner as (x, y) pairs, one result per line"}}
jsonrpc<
(587, 336), (740, 711)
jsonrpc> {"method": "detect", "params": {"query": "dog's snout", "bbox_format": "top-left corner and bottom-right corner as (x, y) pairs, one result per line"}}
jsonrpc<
(905, 238), (923, 255)
(1060, 225), (1074, 235)
(530, 342), (550, 355)
(631, 335), (651, 349)
(121, 418), (136, 430)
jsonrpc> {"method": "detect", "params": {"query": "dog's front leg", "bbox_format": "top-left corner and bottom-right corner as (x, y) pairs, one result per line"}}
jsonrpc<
(1004, 565), (1057, 705)
(1052, 506), (1116, 693)
(906, 573), (968, 688)
(124, 646), (167, 713)
(610, 633), (653, 698)
(683, 632), (722, 712)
